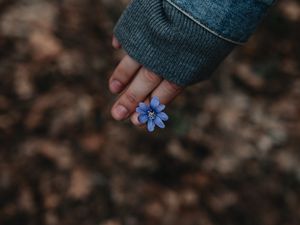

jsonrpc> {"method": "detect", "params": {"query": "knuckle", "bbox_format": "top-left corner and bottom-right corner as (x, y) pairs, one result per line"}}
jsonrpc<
(123, 91), (138, 105)
(164, 81), (183, 93)
(142, 69), (160, 83)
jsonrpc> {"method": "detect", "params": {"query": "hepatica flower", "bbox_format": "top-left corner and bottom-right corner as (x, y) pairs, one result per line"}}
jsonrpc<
(136, 96), (169, 132)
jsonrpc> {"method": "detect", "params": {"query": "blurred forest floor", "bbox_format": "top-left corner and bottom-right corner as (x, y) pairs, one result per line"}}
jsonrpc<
(0, 0), (299, 225)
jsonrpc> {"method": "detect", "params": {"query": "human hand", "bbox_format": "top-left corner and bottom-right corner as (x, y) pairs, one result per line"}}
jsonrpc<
(109, 36), (183, 126)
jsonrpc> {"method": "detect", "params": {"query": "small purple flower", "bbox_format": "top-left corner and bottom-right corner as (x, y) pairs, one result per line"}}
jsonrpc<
(136, 96), (169, 132)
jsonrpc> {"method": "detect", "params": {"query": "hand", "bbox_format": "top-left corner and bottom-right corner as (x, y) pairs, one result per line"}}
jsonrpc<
(109, 36), (183, 126)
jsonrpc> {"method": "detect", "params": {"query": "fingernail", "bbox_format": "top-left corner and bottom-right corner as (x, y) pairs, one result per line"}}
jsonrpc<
(131, 114), (141, 126)
(110, 80), (123, 93)
(114, 105), (129, 120)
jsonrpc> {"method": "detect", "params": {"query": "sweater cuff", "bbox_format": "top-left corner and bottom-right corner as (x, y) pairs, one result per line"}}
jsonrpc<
(114, 0), (236, 86)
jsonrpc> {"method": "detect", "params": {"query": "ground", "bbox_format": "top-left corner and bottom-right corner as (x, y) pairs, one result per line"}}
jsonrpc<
(0, 0), (299, 225)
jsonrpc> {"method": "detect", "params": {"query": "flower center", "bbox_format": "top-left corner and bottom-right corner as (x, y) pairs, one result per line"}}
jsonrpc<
(147, 110), (156, 120)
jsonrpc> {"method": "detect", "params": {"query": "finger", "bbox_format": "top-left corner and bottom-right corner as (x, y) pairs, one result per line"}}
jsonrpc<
(111, 68), (162, 120)
(151, 80), (183, 105)
(109, 55), (141, 94)
(130, 80), (183, 125)
(112, 35), (121, 49)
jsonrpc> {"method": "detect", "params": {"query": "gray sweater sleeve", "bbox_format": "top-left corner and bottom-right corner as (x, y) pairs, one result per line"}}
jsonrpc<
(113, 0), (273, 86)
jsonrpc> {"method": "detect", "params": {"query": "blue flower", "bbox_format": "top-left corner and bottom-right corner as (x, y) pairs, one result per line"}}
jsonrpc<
(136, 96), (169, 132)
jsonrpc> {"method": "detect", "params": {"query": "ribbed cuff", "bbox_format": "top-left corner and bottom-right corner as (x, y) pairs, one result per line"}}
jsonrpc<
(114, 0), (236, 86)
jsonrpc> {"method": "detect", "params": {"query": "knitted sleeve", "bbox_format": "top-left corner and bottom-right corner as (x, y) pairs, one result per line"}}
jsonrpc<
(114, 0), (274, 86)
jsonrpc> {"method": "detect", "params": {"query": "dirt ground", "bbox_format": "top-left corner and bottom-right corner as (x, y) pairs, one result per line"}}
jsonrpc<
(0, 0), (299, 225)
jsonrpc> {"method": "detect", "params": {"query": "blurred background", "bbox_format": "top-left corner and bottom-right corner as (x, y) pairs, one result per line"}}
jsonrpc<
(0, 0), (299, 225)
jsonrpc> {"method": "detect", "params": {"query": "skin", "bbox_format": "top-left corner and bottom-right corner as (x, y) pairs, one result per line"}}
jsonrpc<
(109, 35), (184, 126)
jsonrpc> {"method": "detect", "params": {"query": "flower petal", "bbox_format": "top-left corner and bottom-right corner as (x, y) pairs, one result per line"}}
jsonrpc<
(136, 107), (146, 114)
(137, 102), (149, 112)
(150, 96), (160, 109)
(155, 104), (165, 113)
(138, 114), (148, 124)
(154, 116), (165, 128)
(157, 112), (169, 121)
(147, 119), (155, 132)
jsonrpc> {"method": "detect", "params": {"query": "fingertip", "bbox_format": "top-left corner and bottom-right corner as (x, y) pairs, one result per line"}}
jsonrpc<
(131, 113), (142, 126)
(109, 79), (123, 94)
(111, 107), (121, 121)
(111, 104), (129, 121)
(109, 55), (141, 94)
